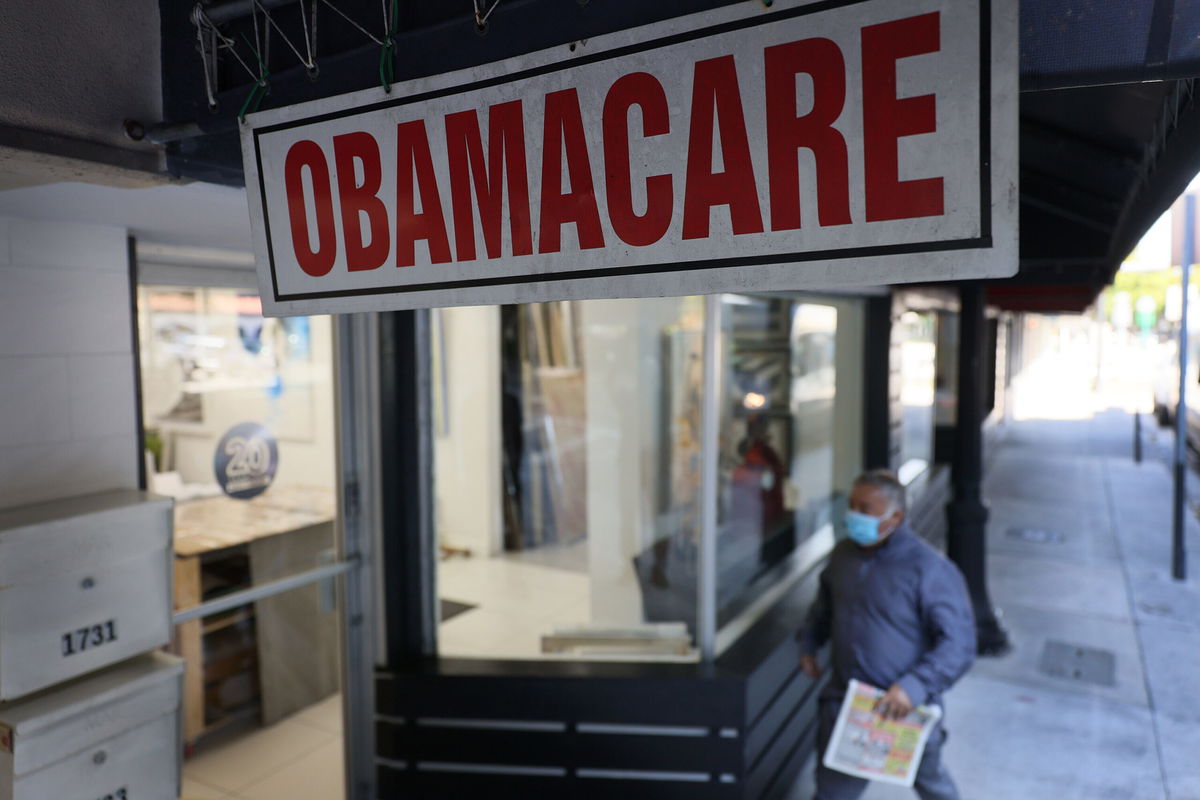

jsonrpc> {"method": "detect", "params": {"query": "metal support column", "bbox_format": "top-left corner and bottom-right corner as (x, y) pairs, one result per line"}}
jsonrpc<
(863, 295), (894, 469)
(946, 283), (1010, 655)
(1172, 195), (1193, 582)
(336, 312), (383, 800)
(378, 309), (437, 662)
(698, 295), (722, 661)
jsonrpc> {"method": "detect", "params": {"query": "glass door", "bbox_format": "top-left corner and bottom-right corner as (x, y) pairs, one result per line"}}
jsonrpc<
(135, 280), (358, 799)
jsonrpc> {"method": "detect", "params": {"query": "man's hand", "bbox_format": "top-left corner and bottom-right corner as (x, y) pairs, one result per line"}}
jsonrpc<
(873, 683), (913, 721)
(799, 654), (822, 680)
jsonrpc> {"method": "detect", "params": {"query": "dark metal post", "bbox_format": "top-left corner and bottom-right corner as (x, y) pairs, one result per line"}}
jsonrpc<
(1134, 412), (1143, 464)
(1172, 195), (1194, 582)
(947, 283), (1010, 655)
(378, 310), (437, 662)
(863, 295), (895, 469)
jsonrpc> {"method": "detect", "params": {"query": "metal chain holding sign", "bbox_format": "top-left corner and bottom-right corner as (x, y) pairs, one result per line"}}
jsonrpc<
(192, 6), (262, 110)
(474, 0), (501, 32)
(191, 0), (403, 116)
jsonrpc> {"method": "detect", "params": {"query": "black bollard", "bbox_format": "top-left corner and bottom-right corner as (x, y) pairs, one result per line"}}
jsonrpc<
(1134, 412), (1143, 463)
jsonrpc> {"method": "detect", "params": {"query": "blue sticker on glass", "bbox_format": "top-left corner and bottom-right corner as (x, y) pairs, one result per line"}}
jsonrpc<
(213, 422), (279, 500)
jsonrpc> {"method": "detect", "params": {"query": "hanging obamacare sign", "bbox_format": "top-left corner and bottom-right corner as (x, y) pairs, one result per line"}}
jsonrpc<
(241, 0), (1016, 315)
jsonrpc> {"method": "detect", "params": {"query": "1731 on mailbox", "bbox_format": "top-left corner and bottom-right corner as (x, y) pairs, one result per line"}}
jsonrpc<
(61, 621), (118, 658)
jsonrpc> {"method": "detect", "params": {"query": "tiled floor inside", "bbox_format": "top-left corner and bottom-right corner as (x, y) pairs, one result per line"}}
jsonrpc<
(437, 542), (592, 659)
(180, 694), (344, 800)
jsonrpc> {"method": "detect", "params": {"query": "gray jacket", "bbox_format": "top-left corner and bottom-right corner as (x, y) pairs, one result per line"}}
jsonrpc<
(798, 523), (977, 707)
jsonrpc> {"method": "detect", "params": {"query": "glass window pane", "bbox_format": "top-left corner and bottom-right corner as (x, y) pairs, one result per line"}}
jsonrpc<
(935, 311), (959, 429)
(140, 285), (348, 793)
(173, 581), (344, 794)
(137, 285), (338, 586)
(715, 295), (841, 629)
(433, 298), (703, 661)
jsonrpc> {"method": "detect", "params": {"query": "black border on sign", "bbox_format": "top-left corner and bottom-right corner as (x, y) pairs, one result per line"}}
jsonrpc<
(253, 0), (993, 304)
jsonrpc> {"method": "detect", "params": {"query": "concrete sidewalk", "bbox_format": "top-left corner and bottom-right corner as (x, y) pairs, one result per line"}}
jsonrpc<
(787, 405), (1200, 799)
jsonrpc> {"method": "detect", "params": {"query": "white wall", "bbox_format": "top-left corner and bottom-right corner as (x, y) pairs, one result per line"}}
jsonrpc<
(432, 306), (504, 557)
(0, 215), (139, 510)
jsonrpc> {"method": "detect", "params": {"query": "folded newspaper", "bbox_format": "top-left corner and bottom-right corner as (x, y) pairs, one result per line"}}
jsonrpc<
(822, 679), (943, 787)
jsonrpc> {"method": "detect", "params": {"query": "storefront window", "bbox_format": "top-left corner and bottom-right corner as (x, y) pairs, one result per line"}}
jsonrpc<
(433, 293), (863, 661)
(715, 296), (842, 630)
(897, 310), (937, 484)
(433, 298), (703, 661)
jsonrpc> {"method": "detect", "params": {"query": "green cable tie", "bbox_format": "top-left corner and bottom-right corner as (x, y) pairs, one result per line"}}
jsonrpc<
(379, 42), (394, 93)
(238, 79), (269, 123)
(380, 0), (398, 93)
(237, 33), (271, 123)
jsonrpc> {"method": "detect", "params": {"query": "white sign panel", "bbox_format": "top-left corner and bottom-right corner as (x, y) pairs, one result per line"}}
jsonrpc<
(241, 0), (1017, 316)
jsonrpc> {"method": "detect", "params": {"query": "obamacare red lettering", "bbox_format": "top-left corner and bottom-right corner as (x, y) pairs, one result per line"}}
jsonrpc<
(281, 12), (943, 273)
(602, 72), (673, 247)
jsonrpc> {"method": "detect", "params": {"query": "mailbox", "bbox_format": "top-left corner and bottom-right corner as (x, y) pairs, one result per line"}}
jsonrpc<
(0, 652), (183, 800)
(0, 490), (173, 701)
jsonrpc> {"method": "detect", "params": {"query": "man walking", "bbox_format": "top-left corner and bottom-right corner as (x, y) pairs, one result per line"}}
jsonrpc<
(798, 469), (976, 800)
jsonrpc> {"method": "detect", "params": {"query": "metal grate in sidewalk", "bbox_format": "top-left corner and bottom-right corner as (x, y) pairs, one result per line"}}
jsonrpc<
(1007, 526), (1066, 544)
(1038, 640), (1117, 687)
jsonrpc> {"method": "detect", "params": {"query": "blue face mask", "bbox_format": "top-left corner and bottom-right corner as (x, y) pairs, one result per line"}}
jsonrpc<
(844, 509), (887, 546)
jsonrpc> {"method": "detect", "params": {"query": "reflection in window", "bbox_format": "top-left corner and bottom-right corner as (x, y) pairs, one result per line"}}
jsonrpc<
(897, 310), (936, 485)
(717, 296), (839, 628)
(935, 312), (959, 430)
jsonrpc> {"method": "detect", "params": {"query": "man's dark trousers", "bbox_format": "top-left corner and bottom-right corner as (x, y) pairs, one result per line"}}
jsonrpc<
(814, 697), (960, 800)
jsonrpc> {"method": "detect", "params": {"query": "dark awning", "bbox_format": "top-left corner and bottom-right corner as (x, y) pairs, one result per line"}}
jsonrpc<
(1021, 0), (1200, 92)
(999, 0), (1200, 312)
(997, 78), (1200, 313)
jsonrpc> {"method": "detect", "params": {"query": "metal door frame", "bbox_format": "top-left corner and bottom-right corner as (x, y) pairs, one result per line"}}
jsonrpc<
(133, 243), (382, 798)
(164, 314), (382, 799)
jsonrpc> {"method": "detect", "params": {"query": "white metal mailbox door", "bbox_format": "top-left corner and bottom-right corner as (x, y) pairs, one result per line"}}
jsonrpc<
(0, 550), (170, 701)
(10, 715), (178, 800)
